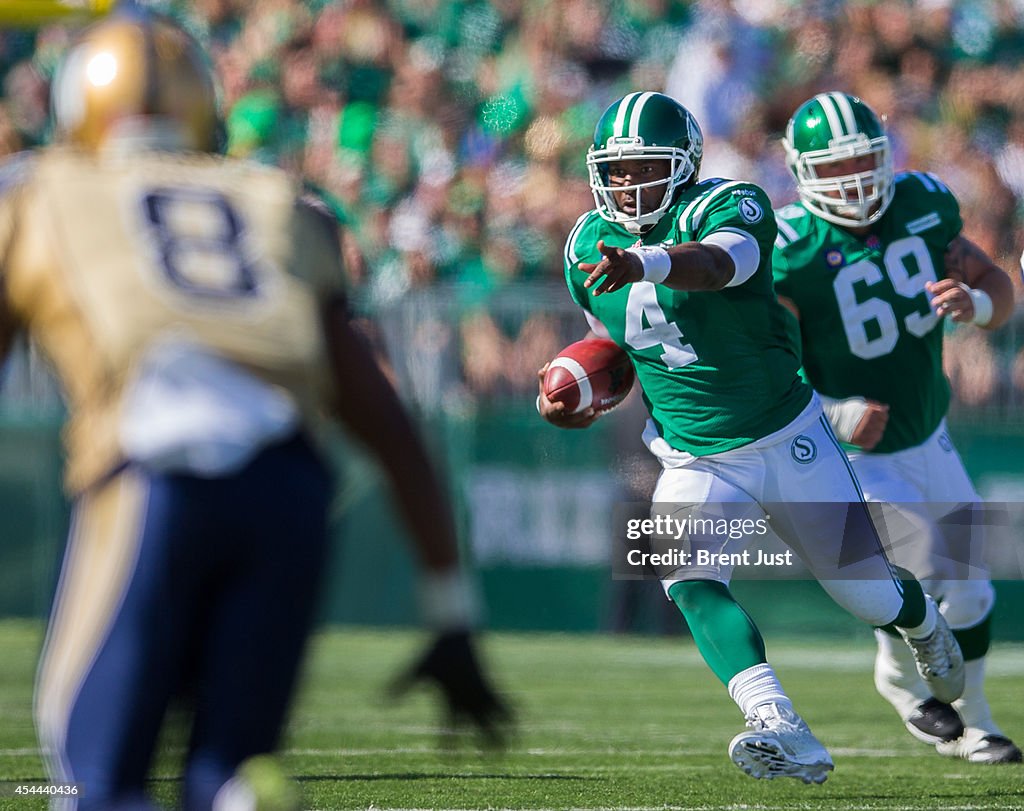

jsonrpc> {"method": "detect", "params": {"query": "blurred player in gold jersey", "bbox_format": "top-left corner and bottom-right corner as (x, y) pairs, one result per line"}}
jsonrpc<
(0, 9), (508, 810)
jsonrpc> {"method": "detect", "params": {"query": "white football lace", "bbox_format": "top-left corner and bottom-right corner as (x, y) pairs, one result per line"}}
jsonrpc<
(909, 629), (952, 677)
(746, 703), (803, 735)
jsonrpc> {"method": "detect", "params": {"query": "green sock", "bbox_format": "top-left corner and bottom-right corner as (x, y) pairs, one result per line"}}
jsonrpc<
(668, 579), (766, 685)
(878, 568), (926, 633)
(953, 612), (992, 661)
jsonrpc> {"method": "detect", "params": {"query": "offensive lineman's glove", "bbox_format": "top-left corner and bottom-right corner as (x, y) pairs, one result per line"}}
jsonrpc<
(389, 630), (512, 748)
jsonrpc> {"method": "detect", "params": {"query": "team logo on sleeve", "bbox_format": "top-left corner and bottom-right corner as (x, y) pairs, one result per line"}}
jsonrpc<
(738, 198), (763, 223)
(790, 435), (817, 464)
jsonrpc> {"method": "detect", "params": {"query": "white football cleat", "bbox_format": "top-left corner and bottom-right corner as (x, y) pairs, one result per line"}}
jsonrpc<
(937, 728), (1023, 764)
(728, 702), (834, 784)
(899, 605), (964, 704)
(873, 628), (964, 745)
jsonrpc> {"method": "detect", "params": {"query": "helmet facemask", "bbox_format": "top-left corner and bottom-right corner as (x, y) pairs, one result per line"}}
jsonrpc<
(783, 92), (895, 229)
(587, 143), (696, 234)
(587, 92), (702, 235)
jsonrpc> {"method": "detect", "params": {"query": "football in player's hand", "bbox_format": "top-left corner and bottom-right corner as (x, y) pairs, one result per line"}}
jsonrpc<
(543, 338), (635, 415)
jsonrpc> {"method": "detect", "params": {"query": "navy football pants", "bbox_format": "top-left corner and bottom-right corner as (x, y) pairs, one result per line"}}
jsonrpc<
(36, 435), (332, 811)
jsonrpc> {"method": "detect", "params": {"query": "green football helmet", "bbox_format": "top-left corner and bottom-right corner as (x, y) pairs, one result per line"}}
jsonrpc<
(782, 92), (894, 228)
(587, 91), (703, 234)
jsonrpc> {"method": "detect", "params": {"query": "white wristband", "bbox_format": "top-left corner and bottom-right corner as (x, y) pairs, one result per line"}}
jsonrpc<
(819, 395), (869, 444)
(626, 245), (672, 284)
(420, 568), (480, 630)
(967, 286), (993, 327)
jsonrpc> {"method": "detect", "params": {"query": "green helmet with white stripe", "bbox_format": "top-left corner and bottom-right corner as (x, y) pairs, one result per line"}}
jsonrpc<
(783, 92), (894, 228)
(588, 91), (703, 234)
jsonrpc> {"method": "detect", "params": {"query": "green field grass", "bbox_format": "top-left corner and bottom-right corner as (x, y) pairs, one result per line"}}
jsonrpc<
(0, 620), (1022, 810)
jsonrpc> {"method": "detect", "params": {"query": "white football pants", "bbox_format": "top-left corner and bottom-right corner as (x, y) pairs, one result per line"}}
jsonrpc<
(648, 395), (905, 627)
(850, 420), (994, 630)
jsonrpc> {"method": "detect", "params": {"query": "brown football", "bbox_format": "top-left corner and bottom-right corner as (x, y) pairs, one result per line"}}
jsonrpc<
(543, 338), (635, 414)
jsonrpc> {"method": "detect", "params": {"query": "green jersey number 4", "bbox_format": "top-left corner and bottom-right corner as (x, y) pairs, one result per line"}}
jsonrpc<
(625, 283), (698, 369)
(833, 235), (939, 360)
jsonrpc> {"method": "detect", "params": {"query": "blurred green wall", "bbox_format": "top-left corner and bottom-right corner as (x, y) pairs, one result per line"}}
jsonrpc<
(1, 414), (1023, 640)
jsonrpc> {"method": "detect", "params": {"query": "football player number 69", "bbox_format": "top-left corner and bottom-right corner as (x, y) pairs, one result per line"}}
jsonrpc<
(832, 235), (939, 361)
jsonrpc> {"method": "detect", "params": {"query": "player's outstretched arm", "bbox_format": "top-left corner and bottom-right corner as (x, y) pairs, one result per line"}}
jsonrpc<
(321, 297), (512, 745)
(581, 239), (735, 296)
(928, 236), (1014, 330)
(322, 296), (460, 570)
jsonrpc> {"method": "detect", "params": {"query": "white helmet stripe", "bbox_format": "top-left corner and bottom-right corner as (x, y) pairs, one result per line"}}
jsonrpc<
(814, 92), (846, 139)
(52, 44), (89, 137)
(628, 92), (656, 138)
(831, 92), (858, 134)
(613, 92), (640, 138)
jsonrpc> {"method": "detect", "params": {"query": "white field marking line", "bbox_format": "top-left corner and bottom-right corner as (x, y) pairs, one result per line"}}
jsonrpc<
(287, 748), (434, 756)
(300, 723), (451, 734)
(3, 742), (920, 761)
(354, 807), (783, 811)
(828, 747), (902, 757)
(285, 749), (719, 764)
(602, 643), (1024, 674)
(285, 745), (918, 759)
(354, 807), (1007, 811)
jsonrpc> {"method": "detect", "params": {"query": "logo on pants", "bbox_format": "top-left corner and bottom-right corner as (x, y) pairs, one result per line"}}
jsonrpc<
(791, 435), (817, 464)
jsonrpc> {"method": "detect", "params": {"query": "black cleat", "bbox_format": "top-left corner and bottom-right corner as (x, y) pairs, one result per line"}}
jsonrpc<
(973, 735), (1024, 764)
(938, 730), (1023, 763)
(904, 697), (964, 745)
(963, 734), (1023, 764)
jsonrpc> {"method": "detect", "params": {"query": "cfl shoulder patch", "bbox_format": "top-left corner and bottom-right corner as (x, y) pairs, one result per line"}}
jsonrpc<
(738, 197), (764, 224)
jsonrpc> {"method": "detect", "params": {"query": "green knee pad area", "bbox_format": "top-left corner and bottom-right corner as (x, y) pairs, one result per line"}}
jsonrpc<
(668, 579), (767, 686)
(952, 613), (992, 661)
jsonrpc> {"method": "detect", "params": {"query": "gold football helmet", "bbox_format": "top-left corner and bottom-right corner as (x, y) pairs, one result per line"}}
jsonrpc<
(51, 10), (218, 152)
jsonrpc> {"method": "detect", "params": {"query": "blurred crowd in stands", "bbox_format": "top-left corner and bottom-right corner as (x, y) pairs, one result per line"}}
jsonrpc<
(2, 0), (1024, 415)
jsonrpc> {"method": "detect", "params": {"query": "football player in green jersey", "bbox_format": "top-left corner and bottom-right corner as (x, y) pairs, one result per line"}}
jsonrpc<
(773, 91), (1019, 764)
(538, 91), (968, 783)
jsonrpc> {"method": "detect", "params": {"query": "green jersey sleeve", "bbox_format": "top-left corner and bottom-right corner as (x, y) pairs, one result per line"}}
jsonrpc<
(675, 180), (779, 276)
(563, 210), (602, 311)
